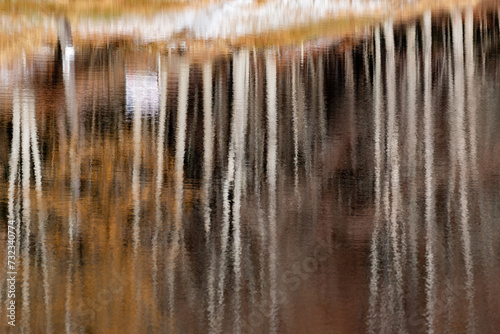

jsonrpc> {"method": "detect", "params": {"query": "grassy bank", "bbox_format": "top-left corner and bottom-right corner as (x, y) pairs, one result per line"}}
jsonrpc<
(0, 0), (494, 65)
(0, 0), (190, 17)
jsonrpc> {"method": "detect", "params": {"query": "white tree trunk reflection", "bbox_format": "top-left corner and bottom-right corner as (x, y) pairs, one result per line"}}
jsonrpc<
(168, 57), (190, 332)
(368, 25), (383, 334)
(405, 23), (419, 305)
(452, 10), (476, 333)
(231, 50), (249, 333)
(21, 90), (34, 333)
(152, 54), (168, 321)
(266, 50), (278, 334)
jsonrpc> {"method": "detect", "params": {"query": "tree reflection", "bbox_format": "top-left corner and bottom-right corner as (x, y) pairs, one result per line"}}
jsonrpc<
(1, 6), (500, 334)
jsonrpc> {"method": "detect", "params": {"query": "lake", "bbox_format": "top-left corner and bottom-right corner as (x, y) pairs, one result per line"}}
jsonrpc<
(1, 4), (500, 333)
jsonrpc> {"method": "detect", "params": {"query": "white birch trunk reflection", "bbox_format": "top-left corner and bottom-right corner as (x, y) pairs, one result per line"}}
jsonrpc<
(452, 10), (476, 333)
(445, 18), (456, 331)
(318, 54), (326, 155)
(60, 18), (78, 333)
(132, 80), (142, 253)
(292, 58), (299, 193)
(21, 91), (30, 328)
(304, 54), (312, 179)
(252, 50), (268, 317)
(368, 26), (382, 334)
(465, 9), (477, 175)
(423, 11), (436, 334)
(385, 20), (406, 333)
(203, 61), (213, 237)
(9, 89), (21, 255)
(216, 99), (233, 334)
(131, 71), (143, 331)
(202, 61), (218, 334)
(4, 89), (20, 327)
(21, 90), (34, 332)
(345, 50), (356, 169)
(216, 63), (232, 333)
(231, 50), (249, 333)
(406, 23), (419, 303)
(266, 50), (278, 334)
(168, 57), (189, 332)
(152, 54), (168, 319)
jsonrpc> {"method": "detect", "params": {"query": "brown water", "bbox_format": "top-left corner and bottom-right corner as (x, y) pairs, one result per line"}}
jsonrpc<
(1, 7), (500, 334)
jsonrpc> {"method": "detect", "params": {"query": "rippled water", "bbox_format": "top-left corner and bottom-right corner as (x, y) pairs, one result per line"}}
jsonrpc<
(1, 7), (500, 334)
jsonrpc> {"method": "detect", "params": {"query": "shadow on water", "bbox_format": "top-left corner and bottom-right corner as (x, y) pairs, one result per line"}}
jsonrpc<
(1, 5), (500, 334)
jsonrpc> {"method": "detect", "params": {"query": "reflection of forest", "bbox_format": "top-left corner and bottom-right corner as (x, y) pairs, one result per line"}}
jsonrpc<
(0, 7), (500, 334)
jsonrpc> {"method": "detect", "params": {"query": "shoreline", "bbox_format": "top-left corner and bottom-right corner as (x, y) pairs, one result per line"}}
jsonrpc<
(0, 0), (497, 65)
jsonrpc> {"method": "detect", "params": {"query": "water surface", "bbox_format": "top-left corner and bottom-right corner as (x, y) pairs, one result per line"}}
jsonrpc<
(1, 7), (500, 334)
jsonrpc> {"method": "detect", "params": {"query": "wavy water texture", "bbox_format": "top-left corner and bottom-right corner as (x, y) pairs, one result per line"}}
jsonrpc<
(0, 5), (500, 334)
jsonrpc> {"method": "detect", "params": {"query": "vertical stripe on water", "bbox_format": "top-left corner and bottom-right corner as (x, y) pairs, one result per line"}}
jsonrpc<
(231, 50), (249, 333)
(266, 50), (278, 334)
(202, 60), (218, 333)
(345, 50), (356, 169)
(368, 26), (382, 334)
(406, 23), (419, 303)
(21, 90), (33, 332)
(452, 10), (476, 333)
(203, 61), (214, 237)
(385, 19), (406, 333)
(168, 57), (189, 332)
(9, 89), (21, 252)
(152, 54), (168, 326)
(292, 58), (299, 193)
(423, 11), (437, 334)
(62, 23), (78, 330)
(445, 16), (456, 331)
(4, 89), (21, 326)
